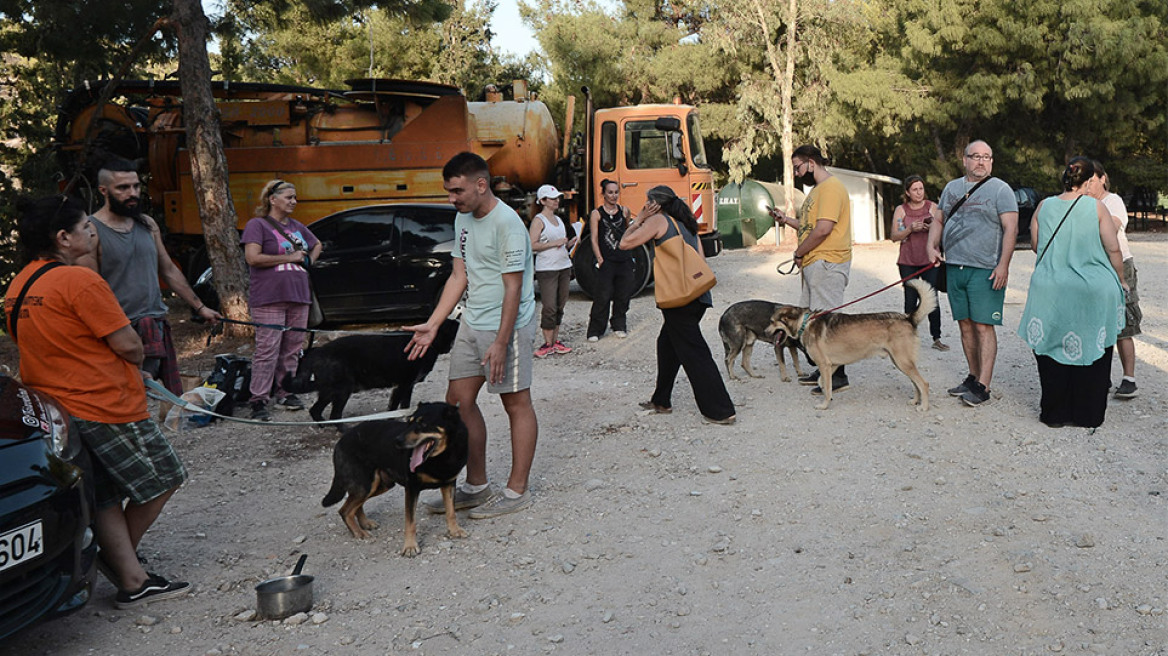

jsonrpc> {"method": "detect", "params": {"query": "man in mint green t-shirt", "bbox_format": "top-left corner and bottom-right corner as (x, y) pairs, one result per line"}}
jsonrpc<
(406, 152), (539, 520)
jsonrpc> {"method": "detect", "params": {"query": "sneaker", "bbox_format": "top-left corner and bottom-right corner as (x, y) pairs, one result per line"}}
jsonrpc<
(614, 330), (628, 339)
(638, 401), (672, 414)
(932, 339), (950, 351)
(1114, 379), (1138, 399)
(960, 380), (991, 407)
(587, 335), (599, 343)
(424, 485), (494, 514)
(534, 343), (555, 358)
(701, 414), (736, 425)
(467, 490), (532, 520)
(114, 574), (190, 609)
(948, 374), (976, 397)
(798, 370), (820, 386)
(551, 340), (572, 354)
(276, 394), (305, 410)
(249, 401), (272, 422)
(810, 376), (850, 395)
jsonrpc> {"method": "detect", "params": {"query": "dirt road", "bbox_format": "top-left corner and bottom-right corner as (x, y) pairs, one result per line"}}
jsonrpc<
(4, 237), (1165, 656)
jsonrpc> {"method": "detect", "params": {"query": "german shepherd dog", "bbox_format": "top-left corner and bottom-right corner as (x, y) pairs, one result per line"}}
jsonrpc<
(283, 318), (459, 425)
(774, 279), (936, 412)
(321, 402), (469, 557)
(719, 300), (806, 381)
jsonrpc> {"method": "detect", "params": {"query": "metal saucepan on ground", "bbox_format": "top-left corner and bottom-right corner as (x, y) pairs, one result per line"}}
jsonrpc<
(255, 554), (314, 620)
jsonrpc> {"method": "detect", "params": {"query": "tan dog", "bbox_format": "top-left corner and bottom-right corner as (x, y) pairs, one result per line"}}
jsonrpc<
(776, 279), (935, 411)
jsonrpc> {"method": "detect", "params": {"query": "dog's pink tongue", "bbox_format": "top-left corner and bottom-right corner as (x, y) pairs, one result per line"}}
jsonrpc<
(410, 445), (426, 472)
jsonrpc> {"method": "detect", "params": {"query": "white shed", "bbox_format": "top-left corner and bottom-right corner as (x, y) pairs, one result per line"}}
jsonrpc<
(808, 167), (901, 244)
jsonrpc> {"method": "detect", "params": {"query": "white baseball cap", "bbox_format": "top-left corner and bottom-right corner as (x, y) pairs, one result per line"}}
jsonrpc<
(537, 184), (563, 200)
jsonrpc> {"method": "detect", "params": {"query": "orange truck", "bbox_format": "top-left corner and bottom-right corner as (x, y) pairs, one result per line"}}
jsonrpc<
(53, 78), (721, 294)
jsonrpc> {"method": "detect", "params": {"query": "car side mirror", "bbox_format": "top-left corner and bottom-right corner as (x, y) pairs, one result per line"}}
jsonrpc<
(676, 161), (688, 177)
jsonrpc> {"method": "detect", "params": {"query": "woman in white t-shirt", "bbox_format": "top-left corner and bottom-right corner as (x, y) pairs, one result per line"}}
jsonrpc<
(530, 185), (577, 357)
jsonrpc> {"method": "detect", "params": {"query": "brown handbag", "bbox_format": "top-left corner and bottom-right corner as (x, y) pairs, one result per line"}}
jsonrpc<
(653, 215), (716, 308)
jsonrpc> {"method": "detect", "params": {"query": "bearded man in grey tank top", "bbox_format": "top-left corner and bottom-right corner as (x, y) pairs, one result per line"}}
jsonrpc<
(82, 158), (220, 394)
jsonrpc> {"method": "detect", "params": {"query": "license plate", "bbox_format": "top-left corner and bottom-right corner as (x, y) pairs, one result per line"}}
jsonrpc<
(0, 521), (44, 573)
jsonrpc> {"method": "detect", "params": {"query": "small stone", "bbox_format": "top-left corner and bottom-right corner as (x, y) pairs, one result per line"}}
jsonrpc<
(707, 466), (723, 474)
(905, 633), (921, 645)
(1014, 562), (1033, 573)
(1135, 604), (1153, 616)
(750, 509), (761, 517)
(1075, 534), (1095, 548)
(694, 555), (708, 566)
(509, 612), (526, 623)
(339, 637), (355, 645)
(205, 650), (222, 656)
(283, 612), (308, 625)
(170, 626), (182, 634)
(676, 606), (691, 616)
(135, 615), (159, 626)
(548, 634), (564, 643)
(1048, 640), (1064, 652)
(217, 581), (232, 592)
(1094, 597), (1108, 610)
(648, 449), (662, 458)
(292, 535), (307, 544)
(234, 610), (256, 622)
(602, 611), (615, 623)
(311, 612), (329, 624)
(562, 562), (576, 574)
(584, 479), (605, 492)
(690, 490), (702, 496)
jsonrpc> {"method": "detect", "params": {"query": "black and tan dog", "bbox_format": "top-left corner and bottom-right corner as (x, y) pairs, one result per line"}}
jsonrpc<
(774, 279), (936, 411)
(284, 318), (459, 425)
(719, 300), (806, 381)
(320, 402), (469, 557)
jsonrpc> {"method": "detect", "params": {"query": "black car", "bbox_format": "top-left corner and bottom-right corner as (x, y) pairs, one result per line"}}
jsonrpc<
(0, 376), (97, 640)
(194, 203), (457, 324)
(1014, 186), (1042, 243)
(308, 203), (456, 323)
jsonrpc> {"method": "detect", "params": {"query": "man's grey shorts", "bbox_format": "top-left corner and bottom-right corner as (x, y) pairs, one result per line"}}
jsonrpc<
(448, 315), (535, 394)
(800, 259), (851, 311)
(1119, 258), (1142, 339)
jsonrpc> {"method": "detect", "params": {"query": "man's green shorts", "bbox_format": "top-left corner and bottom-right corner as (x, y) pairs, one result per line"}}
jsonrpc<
(946, 264), (1004, 325)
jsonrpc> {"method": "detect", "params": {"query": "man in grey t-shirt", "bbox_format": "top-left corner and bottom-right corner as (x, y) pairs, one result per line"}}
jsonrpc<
(926, 140), (1018, 407)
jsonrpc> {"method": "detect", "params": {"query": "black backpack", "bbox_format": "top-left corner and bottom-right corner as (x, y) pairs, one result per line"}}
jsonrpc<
(202, 354), (252, 417)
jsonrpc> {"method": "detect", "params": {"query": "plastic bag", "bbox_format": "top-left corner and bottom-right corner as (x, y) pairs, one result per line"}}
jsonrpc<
(164, 386), (226, 431)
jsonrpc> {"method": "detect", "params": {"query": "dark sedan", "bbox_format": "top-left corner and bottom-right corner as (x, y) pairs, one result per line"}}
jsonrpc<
(0, 376), (97, 641)
(307, 203), (456, 324)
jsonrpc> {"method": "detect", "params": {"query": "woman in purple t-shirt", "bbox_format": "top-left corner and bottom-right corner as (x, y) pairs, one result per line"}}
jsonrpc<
(241, 179), (322, 421)
(890, 175), (947, 351)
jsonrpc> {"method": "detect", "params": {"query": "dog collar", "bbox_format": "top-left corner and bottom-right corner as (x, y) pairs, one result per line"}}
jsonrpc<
(795, 311), (813, 341)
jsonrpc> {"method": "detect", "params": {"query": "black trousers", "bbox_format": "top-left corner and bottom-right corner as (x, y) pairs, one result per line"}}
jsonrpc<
(650, 301), (736, 421)
(588, 258), (635, 337)
(899, 263), (942, 340)
(1035, 346), (1113, 428)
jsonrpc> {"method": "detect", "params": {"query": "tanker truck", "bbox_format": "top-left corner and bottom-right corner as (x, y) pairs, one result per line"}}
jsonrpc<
(53, 78), (721, 298)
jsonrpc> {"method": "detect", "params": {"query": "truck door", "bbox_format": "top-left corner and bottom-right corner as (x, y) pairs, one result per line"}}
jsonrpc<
(615, 117), (691, 212)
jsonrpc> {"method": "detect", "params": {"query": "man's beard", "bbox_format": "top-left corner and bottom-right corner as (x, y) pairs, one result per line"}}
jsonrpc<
(107, 195), (142, 220)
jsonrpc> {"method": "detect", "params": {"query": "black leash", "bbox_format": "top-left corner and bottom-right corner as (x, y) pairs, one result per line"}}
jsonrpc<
(205, 317), (413, 347)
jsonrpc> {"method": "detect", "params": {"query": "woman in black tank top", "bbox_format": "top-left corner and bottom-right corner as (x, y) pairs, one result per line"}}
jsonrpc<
(587, 179), (636, 340)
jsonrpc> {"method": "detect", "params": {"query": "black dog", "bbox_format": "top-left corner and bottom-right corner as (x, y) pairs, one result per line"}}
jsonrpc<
(321, 402), (469, 557)
(719, 300), (807, 382)
(283, 318), (459, 424)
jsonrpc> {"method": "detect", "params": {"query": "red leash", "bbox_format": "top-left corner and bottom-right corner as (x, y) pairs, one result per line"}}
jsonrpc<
(809, 262), (938, 320)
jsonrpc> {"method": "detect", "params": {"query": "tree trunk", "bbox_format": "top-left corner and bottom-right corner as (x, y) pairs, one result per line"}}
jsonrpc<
(781, 0), (797, 220)
(169, 0), (251, 336)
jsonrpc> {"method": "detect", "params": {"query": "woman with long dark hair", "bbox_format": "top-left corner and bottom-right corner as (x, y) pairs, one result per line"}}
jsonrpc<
(619, 185), (735, 424)
(1017, 158), (1126, 428)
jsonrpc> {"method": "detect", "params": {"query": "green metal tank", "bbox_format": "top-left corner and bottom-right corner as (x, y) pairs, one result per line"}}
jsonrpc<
(716, 180), (802, 248)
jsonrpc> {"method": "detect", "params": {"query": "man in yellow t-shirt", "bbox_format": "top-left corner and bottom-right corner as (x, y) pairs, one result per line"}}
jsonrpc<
(770, 145), (854, 393)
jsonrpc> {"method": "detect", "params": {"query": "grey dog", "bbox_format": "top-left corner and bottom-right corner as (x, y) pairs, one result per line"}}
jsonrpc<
(718, 300), (806, 381)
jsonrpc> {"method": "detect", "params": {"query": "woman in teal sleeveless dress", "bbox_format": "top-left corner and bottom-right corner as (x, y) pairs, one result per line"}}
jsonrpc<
(1017, 158), (1127, 428)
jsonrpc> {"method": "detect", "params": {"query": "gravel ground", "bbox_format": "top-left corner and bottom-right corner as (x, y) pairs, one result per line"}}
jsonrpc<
(3, 237), (1166, 656)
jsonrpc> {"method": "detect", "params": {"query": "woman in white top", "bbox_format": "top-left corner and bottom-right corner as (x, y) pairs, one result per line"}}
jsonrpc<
(530, 185), (577, 357)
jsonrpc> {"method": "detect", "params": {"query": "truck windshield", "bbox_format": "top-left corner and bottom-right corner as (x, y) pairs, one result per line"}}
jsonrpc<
(624, 120), (684, 170)
(687, 112), (709, 169)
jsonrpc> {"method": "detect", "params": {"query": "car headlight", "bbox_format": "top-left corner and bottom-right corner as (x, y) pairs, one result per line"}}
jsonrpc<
(28, 388), (79, 460)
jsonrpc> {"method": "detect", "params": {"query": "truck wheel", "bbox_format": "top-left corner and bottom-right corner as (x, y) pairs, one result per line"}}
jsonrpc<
(572, 243), (653, 299)
(572, 247), (599, 298)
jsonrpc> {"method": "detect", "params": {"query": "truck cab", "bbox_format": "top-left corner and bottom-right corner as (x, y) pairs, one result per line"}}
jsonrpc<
(591, 105), (721, 257)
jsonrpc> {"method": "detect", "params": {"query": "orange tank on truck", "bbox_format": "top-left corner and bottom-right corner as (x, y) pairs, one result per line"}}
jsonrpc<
(53, 78), (721, 282)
